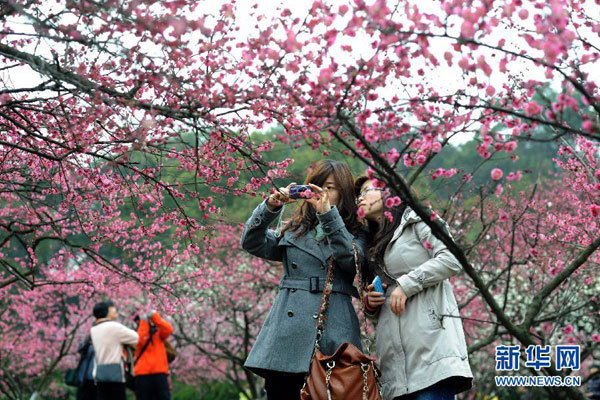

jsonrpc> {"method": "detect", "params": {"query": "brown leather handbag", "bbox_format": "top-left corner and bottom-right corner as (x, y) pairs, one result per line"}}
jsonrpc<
(300, 245), (382, 400)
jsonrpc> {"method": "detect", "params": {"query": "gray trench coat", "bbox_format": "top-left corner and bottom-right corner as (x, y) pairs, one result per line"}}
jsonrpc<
(241, 200), (367, 377)
(374, 207), (473, 399)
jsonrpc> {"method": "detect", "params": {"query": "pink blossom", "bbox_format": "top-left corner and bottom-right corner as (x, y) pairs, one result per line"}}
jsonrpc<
(562, 325), (573, 335)
(220, 3), (234, 18)
(590, 204), (600, 218)
(444, 168), (458, 178)
(357, 206), (366, 218)
(495, 184), (503, 196)
(365, 130), (378, 142)
(460, 21), (476, 38)
(485, 85), (496, 97)
(523, 101), (542, 116)
(507, 171), (523, 181)
(491, 168), (504, 180)
(324, 29), (338, 46)
(387, 148), (400, 163)
(582, 120), (595, 132)
(318, 67), (334, 85)
(388, 196), (401, 206)
(518, 9), (528, 19)
(284, 29), (302, 52)
(504, 141), (517, 152)
(0, 93), (11, 104)
(499, 58), (508, 72)
(169, 18), (187, 37)
(69, 30), (82, 40)
(458, 57), (470, 70)
(477, 55), (492, 76)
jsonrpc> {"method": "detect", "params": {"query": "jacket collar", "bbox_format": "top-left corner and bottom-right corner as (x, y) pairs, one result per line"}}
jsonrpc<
(279, 230), (329, 265)
(390, 207), (422, 244)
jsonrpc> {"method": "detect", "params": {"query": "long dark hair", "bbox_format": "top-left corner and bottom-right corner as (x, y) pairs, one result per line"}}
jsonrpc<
(281, 160), (362, 237)
(354, 175), (408, 274)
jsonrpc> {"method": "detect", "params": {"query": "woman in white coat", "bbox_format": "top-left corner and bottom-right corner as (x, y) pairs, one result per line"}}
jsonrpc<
(355, 176), (473, 400)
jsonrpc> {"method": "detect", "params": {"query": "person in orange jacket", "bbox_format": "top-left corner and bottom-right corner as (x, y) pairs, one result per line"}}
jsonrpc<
(134, 310), (174, 400)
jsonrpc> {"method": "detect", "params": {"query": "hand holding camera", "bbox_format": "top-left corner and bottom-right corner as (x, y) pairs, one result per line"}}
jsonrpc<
(303, 183), (331, 214)
(267, 182), (298, 211)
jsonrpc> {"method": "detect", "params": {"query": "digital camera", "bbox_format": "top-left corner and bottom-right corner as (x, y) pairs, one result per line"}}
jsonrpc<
(289, 185), (311, 199)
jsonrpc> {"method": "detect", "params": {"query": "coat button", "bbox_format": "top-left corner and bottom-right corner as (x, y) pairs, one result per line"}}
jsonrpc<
(287, 310), (294, 317)
(291, 262), (297, 269)
(291, 288), (297, 293)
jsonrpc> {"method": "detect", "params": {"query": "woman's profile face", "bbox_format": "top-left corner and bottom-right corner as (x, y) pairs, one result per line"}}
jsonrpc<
(357, 179), (383, 220)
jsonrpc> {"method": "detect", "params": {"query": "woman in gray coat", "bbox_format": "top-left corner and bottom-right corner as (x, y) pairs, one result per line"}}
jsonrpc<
(355, 176), (473, 400)
(241, 160), (367, 400)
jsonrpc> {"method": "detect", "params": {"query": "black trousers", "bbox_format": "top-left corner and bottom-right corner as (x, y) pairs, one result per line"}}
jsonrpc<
(76, 380), (96, 400)
(264, 373), (306, 400)
(96, 382), (126, 400)
(135, 373), (171, 400)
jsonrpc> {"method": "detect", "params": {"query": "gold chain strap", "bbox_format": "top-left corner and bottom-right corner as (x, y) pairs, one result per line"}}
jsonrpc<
(361, 363), (370, 400)
(325, 361), (335, 400)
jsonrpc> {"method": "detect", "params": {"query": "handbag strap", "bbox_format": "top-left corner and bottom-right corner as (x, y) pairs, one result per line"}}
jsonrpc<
(312, 243), (373, 354)
(313, 254), (335, 351)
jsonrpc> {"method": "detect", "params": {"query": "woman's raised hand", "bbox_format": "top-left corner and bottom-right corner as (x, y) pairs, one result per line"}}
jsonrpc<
(267, 182), (297, 211)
